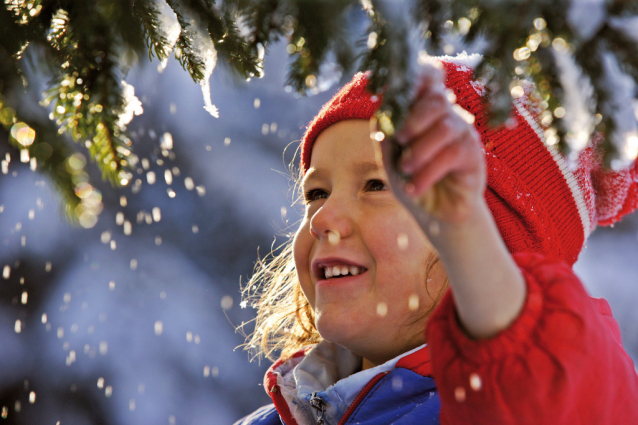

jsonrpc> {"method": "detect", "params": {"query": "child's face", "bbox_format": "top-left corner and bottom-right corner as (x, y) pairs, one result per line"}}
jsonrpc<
(293, 119), (446, 366)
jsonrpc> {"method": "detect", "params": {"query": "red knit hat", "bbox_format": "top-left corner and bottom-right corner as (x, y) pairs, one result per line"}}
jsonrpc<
(300, 57), (638, 266)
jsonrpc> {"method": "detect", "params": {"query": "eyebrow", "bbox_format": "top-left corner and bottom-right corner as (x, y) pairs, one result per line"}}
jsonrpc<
(302, 160), (381, 186)
(352, 160), (381, 175)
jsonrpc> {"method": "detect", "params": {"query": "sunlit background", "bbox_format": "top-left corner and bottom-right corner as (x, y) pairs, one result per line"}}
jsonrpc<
(0, 38), (637, 424)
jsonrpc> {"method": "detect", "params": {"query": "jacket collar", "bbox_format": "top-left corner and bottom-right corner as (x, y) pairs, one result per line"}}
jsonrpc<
(264, 342), (432, 424)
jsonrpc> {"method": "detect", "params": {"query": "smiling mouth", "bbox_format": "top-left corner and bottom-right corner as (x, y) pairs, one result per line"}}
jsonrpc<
(321, 265), (366, 280)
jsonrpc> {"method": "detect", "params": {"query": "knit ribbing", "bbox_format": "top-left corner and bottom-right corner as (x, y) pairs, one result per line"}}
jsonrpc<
(442, 61), (584, 265)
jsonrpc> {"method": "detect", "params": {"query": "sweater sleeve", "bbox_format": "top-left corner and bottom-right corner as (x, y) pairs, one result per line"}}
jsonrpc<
(426, 252), (638, 425)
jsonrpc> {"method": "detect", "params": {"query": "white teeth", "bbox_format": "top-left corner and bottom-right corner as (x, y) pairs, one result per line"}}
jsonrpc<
(323, 264), (364, 279)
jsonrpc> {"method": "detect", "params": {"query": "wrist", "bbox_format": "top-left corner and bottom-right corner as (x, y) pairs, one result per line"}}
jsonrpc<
(426, 199), (527, 339)
(425, 196), (493, 254)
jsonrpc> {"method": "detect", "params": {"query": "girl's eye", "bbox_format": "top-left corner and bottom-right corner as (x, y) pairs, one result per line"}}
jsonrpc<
(304, 188), (328, 203)
(366, 179), (387, 192)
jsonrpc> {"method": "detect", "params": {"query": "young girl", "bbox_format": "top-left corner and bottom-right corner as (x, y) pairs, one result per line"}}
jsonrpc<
(235, 54), (638, 425)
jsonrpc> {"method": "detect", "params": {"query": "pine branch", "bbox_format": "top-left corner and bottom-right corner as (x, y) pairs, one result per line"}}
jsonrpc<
(244, 0), (291, 50)
(413, 0), (638, 163)
(106, 0), (147, 55)
(165, 0), (208, 82)
(413, 0), (448, 47)
(2, 0), (638, 224)
(4, 0), (44, 28)
(212, 8), (263, 78)
(168, 0), (264, 80)
(0, 35), (22, 100)
(332, 30), (356, 82)
(459, 1), (570, 123)
(361, 0), (412, 138)
(608, 0), (638, 17)
(0, 1), (51, 92)
(286, 0), (357, 95)
(0, 3), (32, 57)
(134, 0), (174, 62)
(529, 47), (568, 145)
(0, 95), (85, 224)
(42, 6), (132, 185)
(604, 25), (638, 82)
(574, 35), (618, 159)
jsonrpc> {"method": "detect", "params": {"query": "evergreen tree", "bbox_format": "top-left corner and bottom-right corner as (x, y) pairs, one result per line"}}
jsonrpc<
(1, 0), (637, 226)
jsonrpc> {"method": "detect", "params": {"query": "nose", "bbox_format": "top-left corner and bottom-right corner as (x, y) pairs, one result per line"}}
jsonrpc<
(309, 195), (353, 242)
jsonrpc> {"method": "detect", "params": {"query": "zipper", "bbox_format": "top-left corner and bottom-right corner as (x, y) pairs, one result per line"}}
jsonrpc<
(309, 392), (326, 424)
(338, 372), (388, 425)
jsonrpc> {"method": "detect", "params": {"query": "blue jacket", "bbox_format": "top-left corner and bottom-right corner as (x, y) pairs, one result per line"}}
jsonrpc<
(234, 343), (439, 425)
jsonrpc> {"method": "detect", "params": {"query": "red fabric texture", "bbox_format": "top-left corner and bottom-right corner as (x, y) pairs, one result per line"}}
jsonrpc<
(593, 157), (638, 225)
(442, 62), (585, 265)
(426, 252), (638, 425)
(263, 349), (308, 425)
(395, 344), (433, 377)
(264, 348), (309, 394)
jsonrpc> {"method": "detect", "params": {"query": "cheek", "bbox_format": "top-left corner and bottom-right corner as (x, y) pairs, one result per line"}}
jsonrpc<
(365, 214), (433, 293)
(293, 222), (316, 307)
(367, 213), (429, 265)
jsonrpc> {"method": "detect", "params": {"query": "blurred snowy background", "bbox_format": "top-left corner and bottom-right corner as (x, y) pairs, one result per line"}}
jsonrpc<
(0, 39), (637, 425)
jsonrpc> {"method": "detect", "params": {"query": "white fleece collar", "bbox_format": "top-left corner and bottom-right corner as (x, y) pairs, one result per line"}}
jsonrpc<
(272, 341), (426, 425)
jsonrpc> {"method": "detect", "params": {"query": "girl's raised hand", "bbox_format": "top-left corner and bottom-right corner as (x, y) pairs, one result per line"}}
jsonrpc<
(381, 65), (526, 340)
(382, 64), (486, 233)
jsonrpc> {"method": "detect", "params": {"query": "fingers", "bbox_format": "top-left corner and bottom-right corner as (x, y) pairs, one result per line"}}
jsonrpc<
(397, 90), (448, 145)
(407, 125), (483, 197)
(414, 64), (445, 100)
(400, 115), (462, 174)
(394, 68), (481, 182)
(396, 66), (447, 145)
(380, 62), (486, 218)
(407, 141), (466, 194)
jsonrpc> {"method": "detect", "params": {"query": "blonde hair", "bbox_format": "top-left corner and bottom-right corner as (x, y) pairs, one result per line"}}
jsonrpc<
(240, 164), (322, 362)
(240, 240), (321, 362)
(240, 164), (448, 362)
